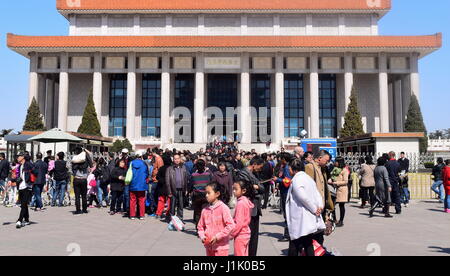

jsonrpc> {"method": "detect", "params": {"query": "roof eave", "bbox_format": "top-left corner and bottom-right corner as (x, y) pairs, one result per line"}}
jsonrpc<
(8, 46), (440, 59)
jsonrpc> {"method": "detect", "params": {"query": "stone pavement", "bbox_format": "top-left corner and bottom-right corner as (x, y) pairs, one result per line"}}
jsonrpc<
(0, 200), (449, 256)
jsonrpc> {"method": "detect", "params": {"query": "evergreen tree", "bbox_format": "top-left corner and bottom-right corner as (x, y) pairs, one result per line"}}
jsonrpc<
(77, 89), (102, 137)
(23, 97), (45, 131)
(339, 86), (365, 138)
(110, 140), (123, 153)
(110, 139), (133, 154)
(404, 94), (428, 153)
(121, 138), (133, 152)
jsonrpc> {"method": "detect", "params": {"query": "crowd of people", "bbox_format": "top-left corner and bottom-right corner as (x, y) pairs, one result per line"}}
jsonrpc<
(0, 143), (449, 256)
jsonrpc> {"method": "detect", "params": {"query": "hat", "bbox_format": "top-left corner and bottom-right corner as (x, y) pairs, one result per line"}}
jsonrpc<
(17, 152), (25, 157)
(121, 148), (129, 154)
(135, 150), (145, 157)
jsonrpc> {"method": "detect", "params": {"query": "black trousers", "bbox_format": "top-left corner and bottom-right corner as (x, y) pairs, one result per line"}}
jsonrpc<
(88, 194), (99, 206)
(73, 178), (88, 212)
(170, 189), (184, 220)
(18, 189), (32, 223)
(249, 216), (260, 257)
(192, 192), (207, 228)
(280, 192), (289, 238)
(262, 183), (271, 209)
(391, 184), (401, 213)
(360, 187), (376, 206)
(110, 191), (124, 212)
(288, 232), (325, 256)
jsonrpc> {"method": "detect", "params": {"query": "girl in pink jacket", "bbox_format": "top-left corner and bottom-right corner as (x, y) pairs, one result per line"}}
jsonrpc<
(197, 182), (236, 256)
(230, 180), (255, 256)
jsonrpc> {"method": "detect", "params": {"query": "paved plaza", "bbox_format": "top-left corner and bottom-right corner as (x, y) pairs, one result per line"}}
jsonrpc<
(0, 200), (449, 256)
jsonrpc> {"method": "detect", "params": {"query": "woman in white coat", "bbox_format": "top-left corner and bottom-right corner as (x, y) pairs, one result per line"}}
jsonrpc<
(286, 159), (326, 256)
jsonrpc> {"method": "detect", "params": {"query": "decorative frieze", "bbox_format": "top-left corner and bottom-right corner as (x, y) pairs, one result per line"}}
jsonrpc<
(173, 57), (193, 69)
(41, 57), (58, 69)
(389, 57), (408, 70)
(252, 57), (273, 69)
(355, 57), (376, 70)
(286, 57), (307, 70)
(321, 57), (341, 70)
(139, 57), (159, 69)
(71, 57), (92, 69)
(105, 57), (126, 69)
(204, 57), (241, 69)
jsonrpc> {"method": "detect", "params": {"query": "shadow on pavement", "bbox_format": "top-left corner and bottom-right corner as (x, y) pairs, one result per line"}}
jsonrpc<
(427, 209), (445, 213)
(429, 246), (450, 254)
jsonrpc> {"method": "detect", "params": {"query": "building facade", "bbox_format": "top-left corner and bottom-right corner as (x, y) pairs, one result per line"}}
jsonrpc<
(7, 0), (441, 151)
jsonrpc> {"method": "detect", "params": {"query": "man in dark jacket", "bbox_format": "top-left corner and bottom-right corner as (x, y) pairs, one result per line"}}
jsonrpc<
(53, 152), (69, 207)
(0, 153), (10, 199)
(236, 157), (265, 257)
(386, 151), (401, 214)
(398, 152), (410, 206)
(432, 157), (446, 203)
(165, 154), (189, 221)
(32, 153), (48, 211)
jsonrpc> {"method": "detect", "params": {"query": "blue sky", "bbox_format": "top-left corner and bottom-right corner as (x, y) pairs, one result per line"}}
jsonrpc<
(0, 0), (448, 133)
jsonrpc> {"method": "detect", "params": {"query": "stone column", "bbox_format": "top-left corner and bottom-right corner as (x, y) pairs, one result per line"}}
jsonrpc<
(309, 53), (320, 138)
(160, 53), (171, 145)
(46, 78), (55, 128)
(394, 79), (403, 132)
(93, 52), (103, 125)
(38, 75), (47, 117)
(28, 53), (39, 106)
(58, 53), (69, 131)
(410, 52), (420, 101)
(126, 52), (137, 139)
(344, 52), (353, 113)
(378, 53), (389, 133)
(194, 52), (205, 144)
(273, 53), (284, 145)
(240, 52), (251, 144)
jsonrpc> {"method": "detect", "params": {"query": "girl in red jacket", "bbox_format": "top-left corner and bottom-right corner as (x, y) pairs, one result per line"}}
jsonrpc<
(198, 182), (235, 256)
(231, 180), (255, 256)
(442, 160), (450, 213)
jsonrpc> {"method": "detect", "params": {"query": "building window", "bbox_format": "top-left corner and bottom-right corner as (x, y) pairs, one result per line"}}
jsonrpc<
(251, 74), (272, 143)
(319, 74), (337, 138)
(175, 74), (195, 143)
(141, 74), (161, 138)
(109, 74), (127, 137)
(207, 74), (238, 140)
(284, 74), (304, 138)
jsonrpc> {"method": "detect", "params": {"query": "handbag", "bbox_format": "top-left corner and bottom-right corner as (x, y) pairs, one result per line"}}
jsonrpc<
(125, 162), (133, 185)
(171, 215), (185, 231)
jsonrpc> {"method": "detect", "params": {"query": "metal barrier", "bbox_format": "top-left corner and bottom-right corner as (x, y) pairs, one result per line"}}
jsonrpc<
(350, 172), (436, 200)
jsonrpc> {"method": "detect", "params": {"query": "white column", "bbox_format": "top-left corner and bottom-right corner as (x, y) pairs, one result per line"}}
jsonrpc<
(58, 53), (69, 131)
(194, 52), (205, 144)
(93, 53), (103, 125)
(38, 75), (46, 116)
(410, 53), (420, 101)
(394, 79), (403, 132)
(126, 52), (137, 139)
(69, 15), (77, 35)
(378, 53), (389, 133)
(28, 53), (39, 106)
(160, 53), (171, 145)
(273, 53), (284, 145)
(309, 53), (320, 138)
(240, 52), (251, 144)
(46, 78), (55, 128)
(338, 14), (345, 35)
(344, 53), (353, 113)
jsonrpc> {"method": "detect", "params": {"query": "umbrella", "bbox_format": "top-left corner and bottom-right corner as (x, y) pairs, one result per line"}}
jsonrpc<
(28, 128), (83, 153)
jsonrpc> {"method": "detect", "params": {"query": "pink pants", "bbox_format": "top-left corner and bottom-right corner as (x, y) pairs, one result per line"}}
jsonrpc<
(130, 191), (146, 218)
(206, 248), (229, 256)
(234, 237), (250, 256)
